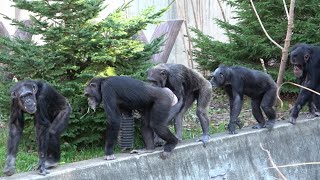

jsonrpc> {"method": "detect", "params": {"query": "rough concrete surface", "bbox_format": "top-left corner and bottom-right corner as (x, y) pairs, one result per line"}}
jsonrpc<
(2, 118), (320, 180)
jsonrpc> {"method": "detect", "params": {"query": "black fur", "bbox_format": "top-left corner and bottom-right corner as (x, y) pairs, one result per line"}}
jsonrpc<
(210, 65), (277, 134)
(3, 80), (71, 176)
(147, 63), (212, 144)
(84, 76), (182, 160)
(289, 43), (320, 123)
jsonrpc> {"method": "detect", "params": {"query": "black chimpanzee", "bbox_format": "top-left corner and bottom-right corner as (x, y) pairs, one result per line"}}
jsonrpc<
(293, 64), (319, 118)
(210, 65), (277, 134)
(3, 80), (71, 176)
(84, 76), (182, 160)
(289, 43), (320, 123)
(147, 63), (212, 144)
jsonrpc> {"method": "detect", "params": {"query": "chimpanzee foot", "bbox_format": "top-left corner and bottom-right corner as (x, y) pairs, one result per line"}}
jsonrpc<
(130, 149), (154, 155)
(104, 154), (116, 160)
(265, 120), (275, 130)
(228, 123), (237, 135)
(38, 167), (50, 176)
(288, 116), (297, 124)
(306, 113), (316, 118)
(196, 134), (210, 147)
(160, 151), (171, 160)
(252, 123), (265, 129)
(45, 160), (58, 169)
(154, 139), (165, 147)
(3, 166), (15, 176)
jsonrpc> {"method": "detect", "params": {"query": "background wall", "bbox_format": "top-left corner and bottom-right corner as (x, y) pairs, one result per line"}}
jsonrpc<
(0, 0), (236, 67)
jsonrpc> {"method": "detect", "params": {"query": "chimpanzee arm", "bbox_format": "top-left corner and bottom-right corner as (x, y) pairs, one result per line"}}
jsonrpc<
(3, 101), (24, 176)
(166, 96), (184, 122)
(228, 81), (243, 134)
(35, 97), (51, 175)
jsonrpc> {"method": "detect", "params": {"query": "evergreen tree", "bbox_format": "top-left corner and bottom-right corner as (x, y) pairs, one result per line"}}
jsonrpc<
(0, 0), (166, 147)
(192, 0), (320, 92)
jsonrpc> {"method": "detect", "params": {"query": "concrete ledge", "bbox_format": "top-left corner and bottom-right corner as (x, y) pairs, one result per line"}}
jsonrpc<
(2, 118), (320, 180)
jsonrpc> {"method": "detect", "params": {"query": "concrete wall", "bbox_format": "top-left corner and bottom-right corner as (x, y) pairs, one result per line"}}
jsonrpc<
(2, 118), (320, 180)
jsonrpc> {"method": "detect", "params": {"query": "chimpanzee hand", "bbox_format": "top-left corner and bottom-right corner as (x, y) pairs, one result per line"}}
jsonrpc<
(228, 119), (242, 134)
(288, 116), (297, 124)
(104, 154), (116, 160)
(3, 155), (15, 176)
(196, 134), (210, 147)
(36, 163), (50, 176)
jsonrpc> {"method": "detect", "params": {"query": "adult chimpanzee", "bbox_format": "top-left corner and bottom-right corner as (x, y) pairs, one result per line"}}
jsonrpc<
(293, 65), (319, 118)
(147, 63), (212, 144)
(289, 43), (320, 124)
(84, 76), (183, 160)
(3, 80), (71, 176)
(210, 65), (277, 134)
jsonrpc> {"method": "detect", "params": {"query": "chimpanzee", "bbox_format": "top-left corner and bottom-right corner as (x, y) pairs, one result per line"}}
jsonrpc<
(210, 65), (277, 134)
(289, 43), (320, 123)
(3, 80), (71, 176)
(293, 65), (319, 118)
(84, 76), (183, 160)
(147, 63), (212, 144)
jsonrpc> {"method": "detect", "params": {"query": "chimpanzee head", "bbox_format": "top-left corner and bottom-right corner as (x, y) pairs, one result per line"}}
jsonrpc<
(289, 44), (312, 78)
(84, 78), (102, 111)
(147, 65), (168, 88)
(11, 81), (38, 114)
(210, 65), (230, 87)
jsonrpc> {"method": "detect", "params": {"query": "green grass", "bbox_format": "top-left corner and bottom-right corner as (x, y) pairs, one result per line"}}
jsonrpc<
(0, 127), (104, 177)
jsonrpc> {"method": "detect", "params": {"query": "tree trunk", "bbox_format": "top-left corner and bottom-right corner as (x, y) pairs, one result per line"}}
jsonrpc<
(276, 0), (295, 87)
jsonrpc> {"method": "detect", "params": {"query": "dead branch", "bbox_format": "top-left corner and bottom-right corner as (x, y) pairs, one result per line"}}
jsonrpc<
(276, 0), (295, 87)
(259, 58), (267, 73)
(249, 0), (283, 50)
(217, 0), (231, 42)
(260, 143), (287, 180)
(282, 0), (289, 19)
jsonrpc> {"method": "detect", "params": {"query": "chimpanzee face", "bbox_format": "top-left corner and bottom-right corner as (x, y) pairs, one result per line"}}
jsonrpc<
(11, 83), (38, 114)
(210, 66), (228, 87)
(84, 80), (102, 111)
(289, 45), (311, 79)
(147, 68), (168, 88)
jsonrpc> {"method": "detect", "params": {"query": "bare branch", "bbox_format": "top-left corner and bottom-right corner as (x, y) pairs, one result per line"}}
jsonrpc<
(259, 58), (267, 73)
(260, 143), (287, 180)
(249, 0), (283, 50)
(283, 0), (289, 19)
(276, 0), (295, 87)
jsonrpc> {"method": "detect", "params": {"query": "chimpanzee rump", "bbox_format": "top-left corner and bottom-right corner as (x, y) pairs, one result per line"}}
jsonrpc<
(210, 65), (277, 134)
(84, 76), (182, 160)
(4, 80), (71, 176)
(289, 43), (320, 123)
(147, 63), (212, 144)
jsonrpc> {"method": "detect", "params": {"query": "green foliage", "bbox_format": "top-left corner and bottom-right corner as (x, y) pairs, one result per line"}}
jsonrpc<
(0, 0), (166, 147)
(191, 0), (320, 93)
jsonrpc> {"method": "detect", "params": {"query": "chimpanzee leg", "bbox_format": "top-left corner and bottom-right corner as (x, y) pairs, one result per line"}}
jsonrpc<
(141, 110), (155, 150)
(35, 119), (50, 175)
(46, 104), (71, 168)
(149, 103), (178, 160)
(174, 94), (195, 142)
(196, 84), (212, 144)
(3, 115), (24, 176)
(261, 89), (276, 129)
(102, 95), (121, 160)
(251, 98), (265, 129)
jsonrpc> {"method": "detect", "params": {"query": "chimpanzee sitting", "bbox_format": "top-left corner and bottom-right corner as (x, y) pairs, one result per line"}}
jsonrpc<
(289, 43), (320, 123)
(84, 76), (182, 160)
(3, 80), (71, 176)
(210, 65), (277, 134)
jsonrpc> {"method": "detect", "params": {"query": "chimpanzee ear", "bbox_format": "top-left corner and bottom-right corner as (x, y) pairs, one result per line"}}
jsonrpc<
(11, 91), (17, 98)
(304, 53), (310, 63)
(160, 69), (167, 76)
(32, 84), (38, 94)
(90, 83), (97, 88)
